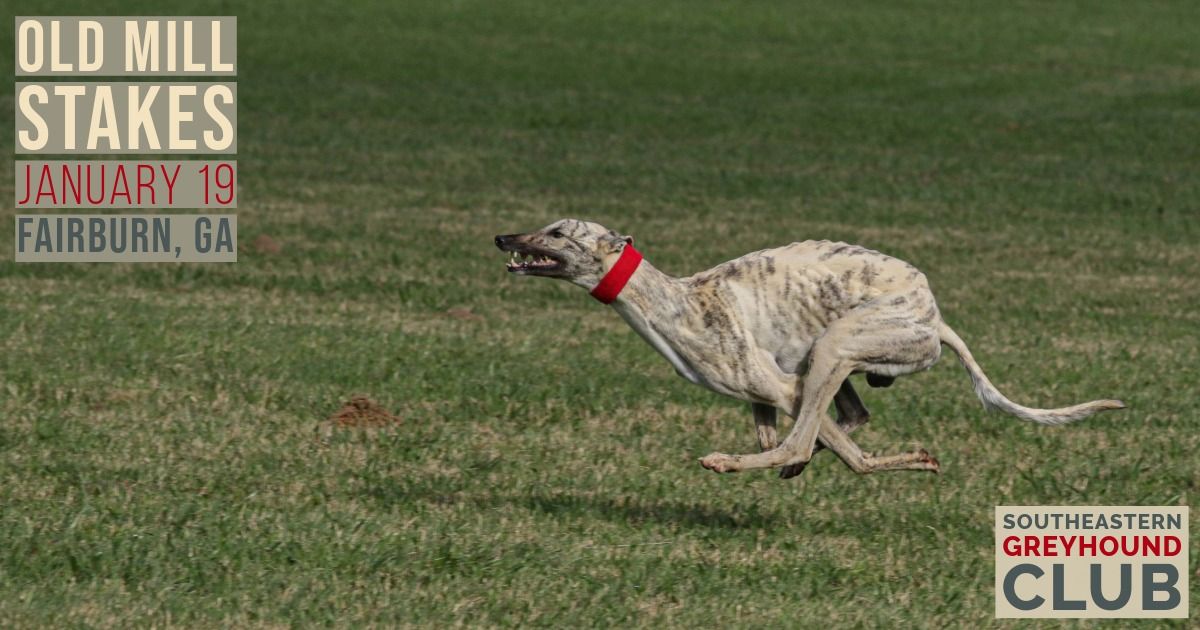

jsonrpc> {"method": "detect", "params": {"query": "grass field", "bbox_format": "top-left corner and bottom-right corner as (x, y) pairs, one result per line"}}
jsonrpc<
(2, 0), (1198, 626)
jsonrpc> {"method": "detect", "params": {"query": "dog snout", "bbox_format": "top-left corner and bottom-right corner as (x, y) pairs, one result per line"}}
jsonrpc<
(495, 233), (532, 251)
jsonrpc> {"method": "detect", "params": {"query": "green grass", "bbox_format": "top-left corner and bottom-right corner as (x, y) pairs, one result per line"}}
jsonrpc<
(2, 0), (1198, 626)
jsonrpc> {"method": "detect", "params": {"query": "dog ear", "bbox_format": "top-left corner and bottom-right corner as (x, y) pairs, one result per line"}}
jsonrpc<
(604, 231), (632, 252)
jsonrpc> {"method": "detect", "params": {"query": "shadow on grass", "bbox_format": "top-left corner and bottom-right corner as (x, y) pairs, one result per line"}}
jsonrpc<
(502, 491), (780, 531)
(362, 478), (781, 531)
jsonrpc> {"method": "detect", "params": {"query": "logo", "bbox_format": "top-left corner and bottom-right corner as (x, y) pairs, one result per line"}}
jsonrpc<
(995, 506), (1189, 618)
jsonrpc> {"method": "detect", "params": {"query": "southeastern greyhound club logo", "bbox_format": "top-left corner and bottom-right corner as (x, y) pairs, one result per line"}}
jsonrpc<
(995, 506), (1189, 618)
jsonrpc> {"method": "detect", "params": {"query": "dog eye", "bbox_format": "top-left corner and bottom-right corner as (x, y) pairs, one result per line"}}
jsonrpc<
(550, 230), (564, 238)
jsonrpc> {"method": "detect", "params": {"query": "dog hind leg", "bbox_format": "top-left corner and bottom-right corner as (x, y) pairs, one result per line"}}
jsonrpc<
(813, 295), (943, 474)
(701, 293), (941, 475)
(818, 413), (939, 473)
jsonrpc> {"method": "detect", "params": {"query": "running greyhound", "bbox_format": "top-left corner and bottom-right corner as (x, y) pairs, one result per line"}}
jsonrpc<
(494, 219), (1125, 478)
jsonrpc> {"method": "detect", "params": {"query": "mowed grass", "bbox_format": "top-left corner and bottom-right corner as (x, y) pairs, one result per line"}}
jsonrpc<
(1, 0), (1198, 626)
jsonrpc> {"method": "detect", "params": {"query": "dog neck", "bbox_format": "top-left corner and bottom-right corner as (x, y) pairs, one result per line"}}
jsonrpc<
(606, 258), (679, 311)
(605, 259), (707, 385)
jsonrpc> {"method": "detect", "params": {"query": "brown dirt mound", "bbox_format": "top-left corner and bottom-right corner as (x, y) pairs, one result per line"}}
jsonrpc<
(328, 396), (402, 428)
(253, 234), (282, 255)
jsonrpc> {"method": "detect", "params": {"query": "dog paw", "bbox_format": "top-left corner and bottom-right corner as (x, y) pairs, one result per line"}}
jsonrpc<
(699, 452), (738, 473)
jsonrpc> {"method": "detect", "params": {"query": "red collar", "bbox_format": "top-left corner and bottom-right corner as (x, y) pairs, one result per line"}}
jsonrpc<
(590, 245), (643, 304)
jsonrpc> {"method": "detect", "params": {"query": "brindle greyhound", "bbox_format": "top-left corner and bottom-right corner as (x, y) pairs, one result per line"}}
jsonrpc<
(495, 219), (1125, 478)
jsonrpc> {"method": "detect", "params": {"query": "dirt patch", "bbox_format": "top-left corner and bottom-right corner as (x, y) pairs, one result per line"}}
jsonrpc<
(327, 396), (402, 428)
(253, 234), (283, 255)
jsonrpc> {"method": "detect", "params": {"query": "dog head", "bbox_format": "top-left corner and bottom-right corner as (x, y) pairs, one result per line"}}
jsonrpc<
(494, 219), (633, 289)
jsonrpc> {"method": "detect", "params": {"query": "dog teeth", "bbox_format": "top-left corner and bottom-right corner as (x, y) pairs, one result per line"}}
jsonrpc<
(504, 250), (555, 270)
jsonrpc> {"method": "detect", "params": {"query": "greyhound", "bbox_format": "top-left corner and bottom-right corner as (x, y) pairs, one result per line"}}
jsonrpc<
(494, 219), (1125, 478)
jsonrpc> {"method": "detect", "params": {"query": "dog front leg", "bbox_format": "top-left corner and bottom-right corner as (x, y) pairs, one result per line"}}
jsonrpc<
(778, 379), (871, 479)
(751, 402), (778, 450)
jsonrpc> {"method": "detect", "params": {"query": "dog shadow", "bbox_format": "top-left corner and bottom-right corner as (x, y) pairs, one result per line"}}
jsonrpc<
(504, 491), (781, 531)
(367, 479), (782, 531)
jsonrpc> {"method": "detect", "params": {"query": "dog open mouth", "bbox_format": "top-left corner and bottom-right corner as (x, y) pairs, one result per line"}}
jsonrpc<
(505, 250), (563, 274)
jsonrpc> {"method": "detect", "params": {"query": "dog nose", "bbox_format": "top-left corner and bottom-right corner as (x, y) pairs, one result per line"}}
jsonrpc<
(494, 234), (511, 249)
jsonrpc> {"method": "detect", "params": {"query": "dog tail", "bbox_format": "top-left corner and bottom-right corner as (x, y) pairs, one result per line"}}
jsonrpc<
(937, 322), (1125, 425)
